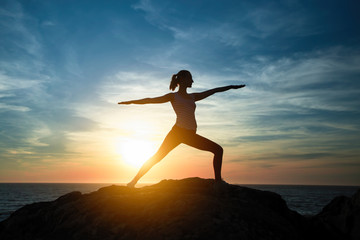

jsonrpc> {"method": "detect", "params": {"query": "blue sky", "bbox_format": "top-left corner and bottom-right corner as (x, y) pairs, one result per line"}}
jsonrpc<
(0, 0), (359, 184)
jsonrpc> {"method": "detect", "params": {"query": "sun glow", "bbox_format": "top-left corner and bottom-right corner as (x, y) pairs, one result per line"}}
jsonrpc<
(118, 139), (157, 168)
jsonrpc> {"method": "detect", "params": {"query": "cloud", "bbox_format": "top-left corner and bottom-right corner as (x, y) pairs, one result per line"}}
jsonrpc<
(131, 0), (322, 54)
(102, 2), (360, 178)
(41, 20), (55, 27)
(0, 1), (102, 169)
(0, 69), (45, 91)
(244, 3), (322, 38)
(216, 47), (360, 166)
(0, 103), (30, 112)
(100, 70), (171, 103)
(0, 2), (42, 57)
(245, 47), (360, 114)
(0, 0), (359, 183)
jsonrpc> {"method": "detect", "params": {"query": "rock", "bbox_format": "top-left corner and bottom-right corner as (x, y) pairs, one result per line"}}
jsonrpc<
(0, 177), (356, 240)
(312, 189), (360, 240)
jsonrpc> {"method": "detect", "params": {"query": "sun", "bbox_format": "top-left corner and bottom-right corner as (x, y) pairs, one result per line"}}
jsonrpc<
(118, 139), (156, 168)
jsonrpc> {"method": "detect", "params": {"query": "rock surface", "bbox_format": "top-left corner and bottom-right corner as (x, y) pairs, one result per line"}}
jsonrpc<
(0, 178), (358, 240)
(312, 188), (360, 240)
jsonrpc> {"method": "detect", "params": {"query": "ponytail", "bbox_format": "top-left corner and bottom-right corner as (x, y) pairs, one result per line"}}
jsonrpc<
(169, 70), (191, 91)
(169, 74), (179, 91)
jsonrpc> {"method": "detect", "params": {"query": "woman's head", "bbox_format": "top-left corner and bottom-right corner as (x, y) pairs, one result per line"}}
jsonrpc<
(169, 70), (193, 91)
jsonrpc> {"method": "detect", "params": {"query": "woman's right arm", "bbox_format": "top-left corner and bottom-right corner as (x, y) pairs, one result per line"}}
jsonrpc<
(118, 93), (173, 105)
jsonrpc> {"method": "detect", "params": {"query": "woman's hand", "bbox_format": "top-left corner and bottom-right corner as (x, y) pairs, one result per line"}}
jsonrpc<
(118, 101), (133, 104)
(232, 85), (246, 89)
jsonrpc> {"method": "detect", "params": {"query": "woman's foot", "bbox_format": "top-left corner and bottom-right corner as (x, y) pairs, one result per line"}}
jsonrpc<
(127, 180), (136, 188)
(214, 179), (228, 186)
(213, 179), (229, 193)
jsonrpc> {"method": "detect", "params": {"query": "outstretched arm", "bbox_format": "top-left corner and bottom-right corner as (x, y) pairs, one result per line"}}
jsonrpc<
(118, 93), (173, 105)
(193, 85), (245, 102)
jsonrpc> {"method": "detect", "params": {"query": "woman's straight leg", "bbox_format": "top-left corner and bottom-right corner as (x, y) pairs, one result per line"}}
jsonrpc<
(127, 129), (180, 187)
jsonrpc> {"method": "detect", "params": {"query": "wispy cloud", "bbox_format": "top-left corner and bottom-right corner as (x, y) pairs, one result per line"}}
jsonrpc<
(0, 103), (30, 112)
(1, 0), (359, 184)
(211, 47), (360, 170)
(0, 1), (100, 169)
(0, 2), (42, 57)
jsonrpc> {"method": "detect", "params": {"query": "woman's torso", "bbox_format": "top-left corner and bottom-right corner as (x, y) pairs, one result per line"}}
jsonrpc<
(170, 92), (197, 131)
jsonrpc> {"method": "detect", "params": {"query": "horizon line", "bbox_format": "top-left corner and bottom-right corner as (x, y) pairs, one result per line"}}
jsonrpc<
(0, 181), (359, 187)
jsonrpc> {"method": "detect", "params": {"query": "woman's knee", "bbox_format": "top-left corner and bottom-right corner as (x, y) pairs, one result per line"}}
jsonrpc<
(213, 144), (223, 156)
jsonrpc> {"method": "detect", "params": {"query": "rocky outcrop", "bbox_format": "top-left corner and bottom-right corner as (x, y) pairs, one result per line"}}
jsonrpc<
(0, 178), (358, 240)
(312, 189), (360, 240)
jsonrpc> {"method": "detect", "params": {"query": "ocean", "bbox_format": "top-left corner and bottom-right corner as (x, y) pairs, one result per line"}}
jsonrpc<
(0, 183), (358, 222)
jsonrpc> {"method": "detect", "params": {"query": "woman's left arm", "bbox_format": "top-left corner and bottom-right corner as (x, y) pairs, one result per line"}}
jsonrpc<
(193, 85), (245, 102)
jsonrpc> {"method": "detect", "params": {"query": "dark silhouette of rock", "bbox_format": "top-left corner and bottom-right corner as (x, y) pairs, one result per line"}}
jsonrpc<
(312, 189), (360, 240)
(0, 178), (358, 240)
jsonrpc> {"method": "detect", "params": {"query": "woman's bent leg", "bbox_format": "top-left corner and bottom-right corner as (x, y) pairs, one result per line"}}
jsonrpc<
(127, 130), (180, 187)
(182, 133), (224, 181)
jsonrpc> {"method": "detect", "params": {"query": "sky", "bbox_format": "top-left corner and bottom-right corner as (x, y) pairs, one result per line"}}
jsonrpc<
(0, 0), (359, 185)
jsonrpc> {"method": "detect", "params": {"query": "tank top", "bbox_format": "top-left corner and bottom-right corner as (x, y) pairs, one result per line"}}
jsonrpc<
(171, 92), (197, 130)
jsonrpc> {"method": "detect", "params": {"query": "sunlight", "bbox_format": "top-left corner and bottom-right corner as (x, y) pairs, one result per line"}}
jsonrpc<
(118, 139), (157, 168)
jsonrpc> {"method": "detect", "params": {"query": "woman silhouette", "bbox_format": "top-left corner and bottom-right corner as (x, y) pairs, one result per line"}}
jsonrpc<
(118, 70), (245, 187)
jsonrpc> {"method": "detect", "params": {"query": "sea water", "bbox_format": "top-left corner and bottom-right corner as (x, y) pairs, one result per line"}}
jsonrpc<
(242, 184), (359, 216)
(0, 183), (358, 222)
